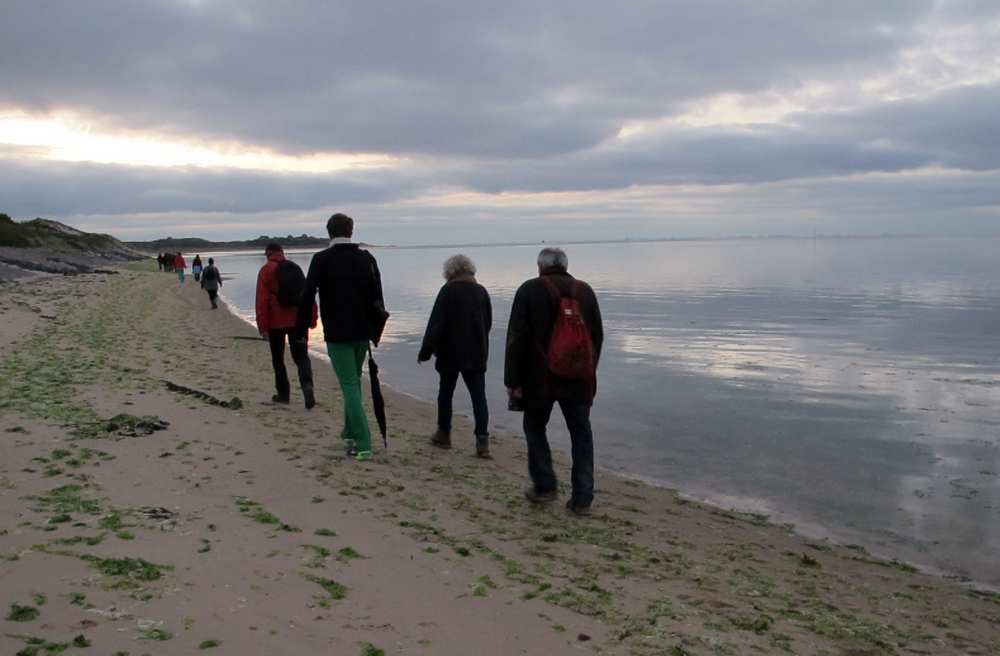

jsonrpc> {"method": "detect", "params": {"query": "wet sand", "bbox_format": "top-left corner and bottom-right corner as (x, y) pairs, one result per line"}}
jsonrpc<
(1, 261), (998, 656)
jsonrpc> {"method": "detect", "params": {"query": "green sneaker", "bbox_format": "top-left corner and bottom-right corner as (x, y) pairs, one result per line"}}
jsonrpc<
(355, 451), (373, 461)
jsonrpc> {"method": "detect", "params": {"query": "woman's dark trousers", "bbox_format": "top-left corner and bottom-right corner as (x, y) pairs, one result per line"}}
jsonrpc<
(437, 370), (489, 436)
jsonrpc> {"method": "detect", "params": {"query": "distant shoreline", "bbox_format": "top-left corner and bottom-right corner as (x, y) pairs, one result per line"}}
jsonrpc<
(128, 232), (980, 254)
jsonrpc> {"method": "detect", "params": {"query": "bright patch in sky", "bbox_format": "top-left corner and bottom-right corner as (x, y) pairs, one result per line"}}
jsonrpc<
(0, 110), (399, 173)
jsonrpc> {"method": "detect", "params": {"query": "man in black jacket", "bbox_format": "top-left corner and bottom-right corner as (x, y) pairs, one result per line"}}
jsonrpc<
(296, 213), (386, 461)
(504, 247), (603, 515)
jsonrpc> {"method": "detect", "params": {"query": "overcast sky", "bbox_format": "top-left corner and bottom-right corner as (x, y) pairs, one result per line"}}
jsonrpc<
(2, 1), (999, 245)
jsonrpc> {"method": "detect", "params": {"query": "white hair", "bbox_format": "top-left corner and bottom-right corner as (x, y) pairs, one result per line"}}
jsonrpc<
(537, 247), (568, 271)
(443, 254), (476, 280)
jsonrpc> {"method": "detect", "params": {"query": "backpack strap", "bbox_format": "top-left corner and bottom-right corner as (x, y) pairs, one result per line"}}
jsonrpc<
(540, 275), (580, 303)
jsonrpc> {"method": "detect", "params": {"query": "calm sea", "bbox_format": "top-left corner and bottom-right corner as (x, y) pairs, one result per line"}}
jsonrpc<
(206, 236), (1000, 587)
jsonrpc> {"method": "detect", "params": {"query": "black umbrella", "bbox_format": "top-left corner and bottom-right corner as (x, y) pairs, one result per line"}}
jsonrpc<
(367, 345), (387, 448)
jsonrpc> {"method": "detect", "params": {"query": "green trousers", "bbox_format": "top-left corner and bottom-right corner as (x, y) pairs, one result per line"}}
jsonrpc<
(326, 341), (372, 453)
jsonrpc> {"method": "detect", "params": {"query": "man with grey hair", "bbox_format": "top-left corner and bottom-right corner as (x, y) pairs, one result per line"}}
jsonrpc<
(504, 247), (604, 515)
(418, 254), (493, 457)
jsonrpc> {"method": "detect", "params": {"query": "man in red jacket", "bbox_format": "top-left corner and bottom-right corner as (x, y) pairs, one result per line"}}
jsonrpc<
(256, 243), (317, 408)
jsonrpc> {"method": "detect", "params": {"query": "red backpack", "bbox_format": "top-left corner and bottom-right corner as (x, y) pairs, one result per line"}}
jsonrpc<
(541, 277), (596, 380)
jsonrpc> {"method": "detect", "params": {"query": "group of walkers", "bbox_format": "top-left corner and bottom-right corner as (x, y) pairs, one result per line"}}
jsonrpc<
(157, 252), (187, 279)
(158, 251), (223, 308)
(251, 213), (604, 516)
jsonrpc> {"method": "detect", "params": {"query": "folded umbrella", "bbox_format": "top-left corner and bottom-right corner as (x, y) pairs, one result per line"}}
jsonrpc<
(367, 345), (387, 448)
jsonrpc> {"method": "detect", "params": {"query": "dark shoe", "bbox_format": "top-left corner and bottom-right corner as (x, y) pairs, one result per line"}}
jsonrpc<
(524, 486), (558, 503)
(430, 429), (452, 449)
(566, 499), (592, 517)
(271, 395), (290, 404)
(302, 384), (316, 410)
(344, 439), (356, 456)
(475, 435), (491, 459)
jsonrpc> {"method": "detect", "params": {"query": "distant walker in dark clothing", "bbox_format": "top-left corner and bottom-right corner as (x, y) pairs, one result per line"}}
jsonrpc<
(418, 254), (493, 458)
(504, 247), (604, 516)
(296, 213), (387, 462)
(256, 243), (317, 409)
(199, 258), (222, 309)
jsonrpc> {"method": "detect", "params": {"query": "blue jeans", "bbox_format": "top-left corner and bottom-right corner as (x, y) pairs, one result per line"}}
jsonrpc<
(437, 370), (489, 436)
(523, 399), (594, 507)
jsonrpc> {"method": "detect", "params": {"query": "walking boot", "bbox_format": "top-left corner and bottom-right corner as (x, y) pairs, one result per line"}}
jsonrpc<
(302, 383), (316, 410)
(475, 435), (491, 459)
(430, 429), (452, 449)
(524, 487), (558, 503)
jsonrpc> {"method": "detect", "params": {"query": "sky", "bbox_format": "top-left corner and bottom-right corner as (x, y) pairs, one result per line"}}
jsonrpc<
(2, 0), (1000, 245)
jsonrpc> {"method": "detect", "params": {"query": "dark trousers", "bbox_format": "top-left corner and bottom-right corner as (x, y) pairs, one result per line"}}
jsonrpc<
(268, 328), (313, 399)
(437, 370), (489, 437)
(523, 398), (594, 508)
(206, 289), (219, 308)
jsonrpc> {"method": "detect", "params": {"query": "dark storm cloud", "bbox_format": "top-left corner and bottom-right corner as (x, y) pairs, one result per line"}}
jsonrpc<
(0, 158), (405, 217)
(2, 1), (929, 158)
(2, 1), (999, 240)
(797, 82), (1000, 172)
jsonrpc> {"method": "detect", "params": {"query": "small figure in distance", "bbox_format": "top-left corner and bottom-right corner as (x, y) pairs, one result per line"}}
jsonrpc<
(296, 213), (387, 462)
(199, 257), (222, 309)
(192, 254), (203, 282)
(174, 252), (186, 282)
(256, 243), (317, 409)
(504, 247), (604, 516)
(418, 254), (493, 458)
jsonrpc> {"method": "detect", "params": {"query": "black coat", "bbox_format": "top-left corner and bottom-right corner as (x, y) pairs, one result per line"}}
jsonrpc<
(504, 271), (603, 406)
(297, 243), (385, 343)
(419, 277), (492, 373)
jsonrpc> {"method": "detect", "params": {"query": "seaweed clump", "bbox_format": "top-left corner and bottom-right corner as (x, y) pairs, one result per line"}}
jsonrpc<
(70, 413), (168, 440)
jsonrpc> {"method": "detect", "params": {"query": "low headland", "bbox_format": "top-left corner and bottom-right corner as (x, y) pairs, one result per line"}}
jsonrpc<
(1, 254), (998, 655)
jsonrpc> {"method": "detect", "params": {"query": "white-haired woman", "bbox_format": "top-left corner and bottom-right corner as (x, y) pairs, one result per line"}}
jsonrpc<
(418, 254), (493, 457)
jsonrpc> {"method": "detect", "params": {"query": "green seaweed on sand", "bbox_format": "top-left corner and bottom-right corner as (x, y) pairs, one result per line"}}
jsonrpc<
(299, 544), (331, 568)
(6, 603), (40, 621)
(136, 626), (173, 641)
(5, 633), (91, 655)
(233, 496), (301, 532)
(22, 484), (101, 517)
(198, 640), (223, 649)
(86, 555), (167, 580)
(69, 413), (167, 440)
(359, 642), (385, 656)
(301, 573), (348, 608)
(335, 547), (368, 563)
(52, 534), (106, 547)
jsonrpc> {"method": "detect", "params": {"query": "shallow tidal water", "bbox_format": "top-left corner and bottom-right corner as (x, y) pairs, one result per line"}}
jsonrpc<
(208, 236), (1000, 587)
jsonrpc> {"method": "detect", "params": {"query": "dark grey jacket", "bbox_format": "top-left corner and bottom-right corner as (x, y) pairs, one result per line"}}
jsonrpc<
(418, 276), (492, 373)
(504, 270), (603, 406)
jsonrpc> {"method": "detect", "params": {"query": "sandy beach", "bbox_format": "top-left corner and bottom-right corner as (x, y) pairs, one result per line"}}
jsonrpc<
(1, 261), (998, 656)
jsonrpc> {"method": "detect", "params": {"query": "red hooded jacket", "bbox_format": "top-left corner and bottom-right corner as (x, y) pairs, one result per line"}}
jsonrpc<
(256, 248), (317, 334)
